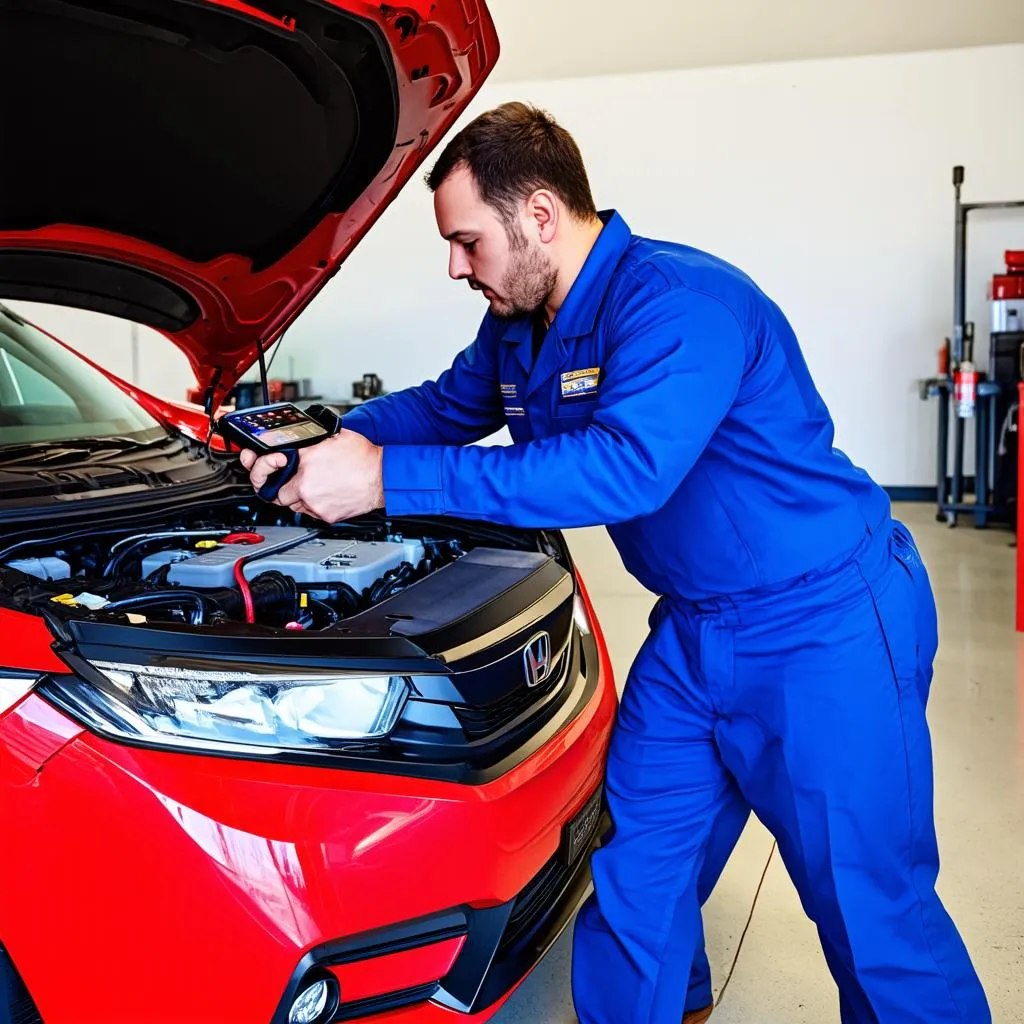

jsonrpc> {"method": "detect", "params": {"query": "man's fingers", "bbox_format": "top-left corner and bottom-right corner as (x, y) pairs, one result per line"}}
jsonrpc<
(276, 473), (313, 519)
(248, 452), (288, 492)
(276, 476), (301, 509)
(238, 449), (257, 471)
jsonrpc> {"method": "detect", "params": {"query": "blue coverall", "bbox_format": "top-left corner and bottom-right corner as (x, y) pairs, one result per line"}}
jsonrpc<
(341, 211), (990, 1023)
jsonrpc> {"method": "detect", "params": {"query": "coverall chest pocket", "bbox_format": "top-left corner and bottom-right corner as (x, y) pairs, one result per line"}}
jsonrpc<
(552, 396), (600, 429)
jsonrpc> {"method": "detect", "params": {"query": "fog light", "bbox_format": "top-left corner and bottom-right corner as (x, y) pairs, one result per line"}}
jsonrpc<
(289, 980), (330, 1024)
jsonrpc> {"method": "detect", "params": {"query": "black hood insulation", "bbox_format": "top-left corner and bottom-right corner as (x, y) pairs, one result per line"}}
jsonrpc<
(0, 0), (398, 296)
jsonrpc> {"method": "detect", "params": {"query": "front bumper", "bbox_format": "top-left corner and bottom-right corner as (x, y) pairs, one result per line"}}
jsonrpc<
(274, 794), (610, 1023)
(0, 626), (616, 1023)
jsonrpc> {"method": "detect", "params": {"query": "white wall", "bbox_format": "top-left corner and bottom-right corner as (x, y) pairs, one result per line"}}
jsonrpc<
(288, 42), (1024, 486)
(9, 43), (1024, 486)
(484, 0), (1024, 80)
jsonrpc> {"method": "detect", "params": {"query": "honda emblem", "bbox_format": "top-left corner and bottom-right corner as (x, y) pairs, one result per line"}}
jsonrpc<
(523, 632), (552, 688)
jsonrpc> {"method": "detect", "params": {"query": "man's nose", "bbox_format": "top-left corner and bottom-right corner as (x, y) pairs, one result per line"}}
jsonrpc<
(449, 246), (471, 281)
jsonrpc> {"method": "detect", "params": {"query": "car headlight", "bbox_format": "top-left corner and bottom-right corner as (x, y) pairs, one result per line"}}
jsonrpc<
(45, 661), (408, 753)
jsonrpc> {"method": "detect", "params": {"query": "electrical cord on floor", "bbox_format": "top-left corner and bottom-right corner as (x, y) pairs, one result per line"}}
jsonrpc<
(715, 840), (777, 1007)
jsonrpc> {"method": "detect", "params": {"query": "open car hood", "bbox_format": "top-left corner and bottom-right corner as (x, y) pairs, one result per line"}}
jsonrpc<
(0, 0), (498, 408)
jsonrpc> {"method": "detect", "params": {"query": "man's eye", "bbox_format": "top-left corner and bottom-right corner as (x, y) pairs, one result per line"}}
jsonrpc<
(464, 241), (477, 253)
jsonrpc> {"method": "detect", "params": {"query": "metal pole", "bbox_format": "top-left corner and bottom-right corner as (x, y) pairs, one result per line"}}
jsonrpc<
(989, 392), (997, 510)
(951, 416), (965, 511)
(952, 166), (966, 365)
(975, 398), (988, 527)
(936, 380), (949, 514)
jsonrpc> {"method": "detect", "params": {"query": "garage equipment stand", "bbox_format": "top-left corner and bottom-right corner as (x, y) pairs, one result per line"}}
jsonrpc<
(929, 166), (1024, 528)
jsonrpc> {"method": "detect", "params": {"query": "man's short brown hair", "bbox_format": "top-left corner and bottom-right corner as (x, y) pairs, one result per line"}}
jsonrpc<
(425, 102), (598, 227)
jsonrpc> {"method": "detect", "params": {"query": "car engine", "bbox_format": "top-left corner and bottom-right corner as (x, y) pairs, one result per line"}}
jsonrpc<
(0, 505), (490, 632)
(140, 527), (425, 593)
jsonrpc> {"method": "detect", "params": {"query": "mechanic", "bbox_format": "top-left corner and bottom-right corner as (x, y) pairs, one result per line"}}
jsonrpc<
(241, 102), (990, 1024)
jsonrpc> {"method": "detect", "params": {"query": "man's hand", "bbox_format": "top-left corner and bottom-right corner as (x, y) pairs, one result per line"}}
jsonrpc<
(239, 430), (385, 522)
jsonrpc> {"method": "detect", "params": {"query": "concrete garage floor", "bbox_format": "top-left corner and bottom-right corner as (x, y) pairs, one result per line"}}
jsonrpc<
(493, 503), (1024, 1023)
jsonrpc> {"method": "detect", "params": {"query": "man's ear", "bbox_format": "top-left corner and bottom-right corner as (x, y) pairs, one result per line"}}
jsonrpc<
(526, 189), (558, 244)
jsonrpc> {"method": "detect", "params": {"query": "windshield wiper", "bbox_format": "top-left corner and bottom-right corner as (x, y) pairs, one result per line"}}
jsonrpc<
(0, 434), (177, 467)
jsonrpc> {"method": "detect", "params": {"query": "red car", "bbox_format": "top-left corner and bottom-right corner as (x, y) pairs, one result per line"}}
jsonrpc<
(0, 3), (617, 1022)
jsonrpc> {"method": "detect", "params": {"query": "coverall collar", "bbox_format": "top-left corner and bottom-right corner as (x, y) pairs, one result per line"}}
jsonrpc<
(499, 210), (632, 383)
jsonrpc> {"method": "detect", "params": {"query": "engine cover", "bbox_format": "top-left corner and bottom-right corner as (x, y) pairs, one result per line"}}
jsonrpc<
(164, 527), (318, 589)
(255, 537), (425, 594)
(164, 528), (424, 594)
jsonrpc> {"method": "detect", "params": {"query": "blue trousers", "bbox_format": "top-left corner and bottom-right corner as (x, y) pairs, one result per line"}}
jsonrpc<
(572, 520), (989, 1023)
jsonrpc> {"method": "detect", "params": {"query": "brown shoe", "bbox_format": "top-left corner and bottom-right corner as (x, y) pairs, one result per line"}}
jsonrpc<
(682, 1006), (713, 1024)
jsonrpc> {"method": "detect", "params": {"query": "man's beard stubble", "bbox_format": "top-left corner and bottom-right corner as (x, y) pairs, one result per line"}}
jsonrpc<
(487, 222), (558, 320)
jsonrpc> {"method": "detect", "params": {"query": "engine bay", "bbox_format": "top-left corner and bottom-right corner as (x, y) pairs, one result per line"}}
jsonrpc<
(0, 499), (551, 634)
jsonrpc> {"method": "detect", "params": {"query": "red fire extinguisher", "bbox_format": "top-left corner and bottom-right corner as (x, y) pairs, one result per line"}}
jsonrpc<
(954, 361), (978, 418)
(954, 321), (979, 419)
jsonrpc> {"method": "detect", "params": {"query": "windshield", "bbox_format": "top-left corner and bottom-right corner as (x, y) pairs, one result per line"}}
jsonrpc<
(0, 306), (164, 446)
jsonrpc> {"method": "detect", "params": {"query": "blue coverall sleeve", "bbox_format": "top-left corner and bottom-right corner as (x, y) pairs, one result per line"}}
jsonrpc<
(340, 319), (504, 446)
(379, 288), (749, 528)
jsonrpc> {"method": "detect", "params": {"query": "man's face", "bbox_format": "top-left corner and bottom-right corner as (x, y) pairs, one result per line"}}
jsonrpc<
(433, 164), (556, 319)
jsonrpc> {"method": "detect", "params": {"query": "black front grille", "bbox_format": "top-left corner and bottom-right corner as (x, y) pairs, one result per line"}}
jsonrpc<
(497, 798), (605, 956)
(453, 654), (565, 741)
(498, 855), (573, 955)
